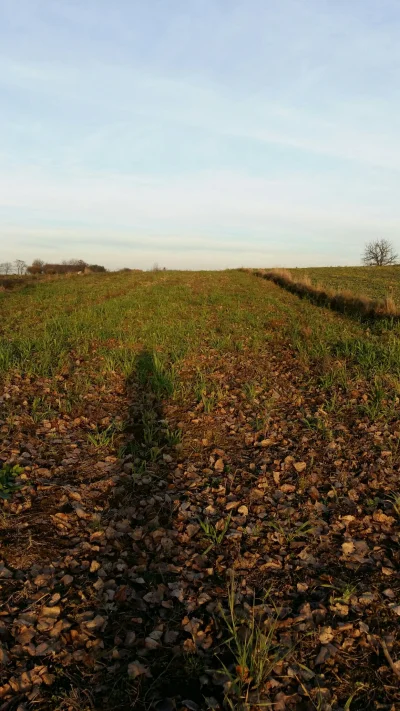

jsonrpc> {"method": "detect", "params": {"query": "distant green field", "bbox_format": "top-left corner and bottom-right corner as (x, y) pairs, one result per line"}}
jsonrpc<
(290, 265), (400, 303)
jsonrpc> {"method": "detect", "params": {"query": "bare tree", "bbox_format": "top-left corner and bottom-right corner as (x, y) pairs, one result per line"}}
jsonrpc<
(32, 258), (45, 269)
(0, 262), (13, 274)
(14, 259), (27, 275)
(363, 239), (398, 266)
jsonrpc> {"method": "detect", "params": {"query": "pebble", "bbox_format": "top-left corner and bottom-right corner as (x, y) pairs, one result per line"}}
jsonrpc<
(225, 501), (240, 511)
(41, 606), (60, 619)
(85, 615), (106, 631)
(0, 645), (9, 665)
(60, 575), (73, 586)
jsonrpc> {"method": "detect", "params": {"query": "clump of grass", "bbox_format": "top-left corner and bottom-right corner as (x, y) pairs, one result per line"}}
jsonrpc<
(163, 426), (182, 446)
(387, 492), (400, 518)
(267, 518), (314, 545)
(136, 351), (176, 398)
(0, 464), (24, 500)
(88, 422), (119, 448)
(298, 274), (312, 287)
(218, 576), (292, 709)
(194, 370), (223, 412)
(199, 513), (232, 553)
(243, 381), (257, 401)
(382, 295), (397, 316)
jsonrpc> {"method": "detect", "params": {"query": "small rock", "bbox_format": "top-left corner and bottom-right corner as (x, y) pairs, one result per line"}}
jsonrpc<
(48, 593), (61, 606)
(382, 566), (394, 576)
(330, 601), (349, 617)
(16, 628), (35, 645)
(85, 615), (106, 631)
(0, 565), (12, 579)
(127, 660), (151, 678)
(225, 501), (240, 511)
(280, 484), (296, 493)
(124, 631), (136, 647)
(145, 636), (161, 650)
(315, 645), (331, 665)
(0, 644), (9, 665)
(186, 524), (200, 539)
(155, 701), (175, 711)
(75, 507), (87, 519)
(297, 582), (309, 593)
(342, 541), (355, 556)
(49, 620), (64, 638)
(358, 592), (375, 606)
(60, 575), (73, 586)
(308, 486), (320, 500)
(35, 642), (50, 656)
(164, 629), (179, 644)
(41, 606), (60, 619)
(319, 627), (334, 644)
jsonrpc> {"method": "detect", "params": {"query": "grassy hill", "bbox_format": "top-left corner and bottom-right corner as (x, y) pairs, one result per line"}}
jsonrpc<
(0, 269), (399, 710)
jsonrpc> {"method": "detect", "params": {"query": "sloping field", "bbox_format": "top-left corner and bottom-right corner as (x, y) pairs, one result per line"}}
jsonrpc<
(290, 265), (400, 303)
(0, 270), (399, 710)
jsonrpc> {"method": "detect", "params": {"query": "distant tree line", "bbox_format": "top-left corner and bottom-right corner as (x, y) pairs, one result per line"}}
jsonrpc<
(0, 259), (106, 275)
(0, 259), (26, 275)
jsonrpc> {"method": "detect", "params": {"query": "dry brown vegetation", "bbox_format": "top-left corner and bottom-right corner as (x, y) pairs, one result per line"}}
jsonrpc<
(254, 269), (400, 321)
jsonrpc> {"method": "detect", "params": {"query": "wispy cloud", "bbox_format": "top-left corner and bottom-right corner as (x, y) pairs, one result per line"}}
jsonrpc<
(1, 0), (400, 268)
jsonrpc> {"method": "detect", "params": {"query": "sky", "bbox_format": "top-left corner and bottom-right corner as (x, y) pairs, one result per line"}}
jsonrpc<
(1, 0), (400, 270)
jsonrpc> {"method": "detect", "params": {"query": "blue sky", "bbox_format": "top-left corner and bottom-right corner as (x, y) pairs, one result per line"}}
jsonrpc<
(1, 0), (400, 269)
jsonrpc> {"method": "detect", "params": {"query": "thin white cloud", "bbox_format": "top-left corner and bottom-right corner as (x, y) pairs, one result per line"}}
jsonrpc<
(1, 0), (400, 268)
(1, 56), (400, 173)
(1, 166), (398, 229)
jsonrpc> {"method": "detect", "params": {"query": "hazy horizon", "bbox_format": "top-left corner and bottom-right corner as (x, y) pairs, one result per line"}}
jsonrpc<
(1, 0), (400, 270)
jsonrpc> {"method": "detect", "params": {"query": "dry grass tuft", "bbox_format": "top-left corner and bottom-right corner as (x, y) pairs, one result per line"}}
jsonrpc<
(254, 269), (400, 322)
(380, 295), (397, 316)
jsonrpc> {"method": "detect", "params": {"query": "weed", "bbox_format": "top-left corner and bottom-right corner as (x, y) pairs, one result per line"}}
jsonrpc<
(163, 427), (182, 446)
(302, 415), (333, 441)
(87, 424), (116, 449)
(131, 460), (146, 484)
(137, 351), (176, 397)
(218, 576), (291, 709)
(243, 382), (257, 401)
(199, 513), (232, 553)
(387, 492), (400, 518)
(267, 518), (314, 545)
(0, 464), (24, 500)
(325, 581), (358, 604)
(210, 477), (221, 487)
(183, 652), (206, 678)
(30, 396), (57, 423)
